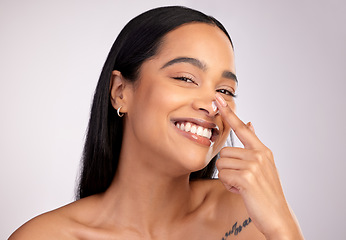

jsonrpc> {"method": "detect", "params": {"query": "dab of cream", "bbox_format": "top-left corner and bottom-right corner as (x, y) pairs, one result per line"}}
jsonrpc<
(212, 101), (218, 113)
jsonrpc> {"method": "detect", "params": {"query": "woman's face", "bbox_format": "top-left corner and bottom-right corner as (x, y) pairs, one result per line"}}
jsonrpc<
(124, 23), (236, 174)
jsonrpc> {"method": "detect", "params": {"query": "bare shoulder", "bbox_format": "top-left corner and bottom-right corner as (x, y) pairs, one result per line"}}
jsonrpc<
(9, 209), (74, 240)
(9, 196), (100, 240)
(190, 179), (266, 240)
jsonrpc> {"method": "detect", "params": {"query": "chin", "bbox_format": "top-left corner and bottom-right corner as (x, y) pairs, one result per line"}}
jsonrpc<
(177, 149), (216, 173)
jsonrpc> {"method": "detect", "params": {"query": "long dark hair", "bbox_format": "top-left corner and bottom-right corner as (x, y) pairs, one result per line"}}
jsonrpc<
(77, 6), (233, 199)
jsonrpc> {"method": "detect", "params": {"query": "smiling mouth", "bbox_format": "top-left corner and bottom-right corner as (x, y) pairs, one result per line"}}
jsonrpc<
(175, 121), (212, 138)
(172, 119), (219, 145)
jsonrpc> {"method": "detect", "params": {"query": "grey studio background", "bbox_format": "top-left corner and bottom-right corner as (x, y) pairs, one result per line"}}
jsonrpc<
(1, 0), (345, 239)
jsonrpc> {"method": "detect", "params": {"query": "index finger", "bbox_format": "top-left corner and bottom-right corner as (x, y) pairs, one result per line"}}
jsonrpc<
(215, 93), (262, 149)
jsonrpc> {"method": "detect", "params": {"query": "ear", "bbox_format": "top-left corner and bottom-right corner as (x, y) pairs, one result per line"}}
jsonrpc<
(109, 70), (132, 113)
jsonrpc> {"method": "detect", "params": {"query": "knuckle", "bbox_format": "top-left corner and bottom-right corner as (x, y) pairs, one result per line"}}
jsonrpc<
(265, 148), (273, 158)
(248, 161), (259, 173)
(242, 170), (255, 184)
(253, 150), (264, 162)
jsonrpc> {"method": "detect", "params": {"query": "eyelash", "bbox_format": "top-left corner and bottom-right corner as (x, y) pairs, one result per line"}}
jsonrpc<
(217, 89), (237, 98)
(173, 76), (196, 84)
(173, 76), (237, 98)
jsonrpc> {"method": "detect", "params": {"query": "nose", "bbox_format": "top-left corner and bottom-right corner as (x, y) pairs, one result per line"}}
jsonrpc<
(192, 97), (219, 117)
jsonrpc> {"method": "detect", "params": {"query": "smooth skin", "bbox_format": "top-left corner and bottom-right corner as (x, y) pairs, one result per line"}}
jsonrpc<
(9, 23), (303, 240)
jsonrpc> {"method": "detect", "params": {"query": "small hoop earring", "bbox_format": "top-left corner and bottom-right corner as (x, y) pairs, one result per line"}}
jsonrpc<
(117, 106), (124, 117)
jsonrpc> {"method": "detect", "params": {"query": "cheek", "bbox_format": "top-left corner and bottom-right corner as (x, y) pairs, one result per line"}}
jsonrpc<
(227, 99), (236, 112)
(137, 82), (189, 115)
(136, 83), (175, 114)
(128, 83), (173, 138)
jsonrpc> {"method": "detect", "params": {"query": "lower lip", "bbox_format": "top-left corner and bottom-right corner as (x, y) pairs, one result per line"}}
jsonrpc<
(173, 124), (213, 147)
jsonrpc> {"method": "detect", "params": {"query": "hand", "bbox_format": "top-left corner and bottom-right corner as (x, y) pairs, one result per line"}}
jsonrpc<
(214, 93), (303, 240)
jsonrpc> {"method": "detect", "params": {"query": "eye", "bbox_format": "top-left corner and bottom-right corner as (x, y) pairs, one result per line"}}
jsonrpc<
(217, 89), (237, 98)
(173, 76), (197, 85)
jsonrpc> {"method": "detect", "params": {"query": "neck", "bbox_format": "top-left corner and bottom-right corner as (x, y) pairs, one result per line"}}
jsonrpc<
(98, 143), (197, 234)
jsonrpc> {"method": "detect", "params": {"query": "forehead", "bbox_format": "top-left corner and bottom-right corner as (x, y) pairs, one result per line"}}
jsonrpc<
(153, 23), (235, 72)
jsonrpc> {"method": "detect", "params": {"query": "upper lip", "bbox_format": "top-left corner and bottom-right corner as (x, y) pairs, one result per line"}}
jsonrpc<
(171, 117), (220, 133)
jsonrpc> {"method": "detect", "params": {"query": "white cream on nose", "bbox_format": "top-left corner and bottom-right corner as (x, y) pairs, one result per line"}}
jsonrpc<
(212, 101), (219, 113)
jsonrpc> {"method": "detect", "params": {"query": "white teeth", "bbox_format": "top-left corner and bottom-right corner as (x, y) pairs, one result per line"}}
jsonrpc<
(202, 128), (209, 138)
(175, 121), (212, 139)
(185, 122), (191, 132)
(197, 126), (203, 136)
(190, 125), (197, 134)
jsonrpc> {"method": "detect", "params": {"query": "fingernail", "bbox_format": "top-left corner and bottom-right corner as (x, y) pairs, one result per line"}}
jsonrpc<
(215, 93), (227, 107)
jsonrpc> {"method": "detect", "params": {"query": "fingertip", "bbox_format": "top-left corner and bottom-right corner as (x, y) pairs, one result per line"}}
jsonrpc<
(215, 93), (227, 107)
(219, 148), (226, 158)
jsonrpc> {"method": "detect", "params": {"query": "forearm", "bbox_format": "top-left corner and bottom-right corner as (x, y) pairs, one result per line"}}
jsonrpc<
(265, 214), (304, 240)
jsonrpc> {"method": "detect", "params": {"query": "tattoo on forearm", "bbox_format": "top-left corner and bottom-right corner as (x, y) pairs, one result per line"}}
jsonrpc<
(221, 217), (252, 240)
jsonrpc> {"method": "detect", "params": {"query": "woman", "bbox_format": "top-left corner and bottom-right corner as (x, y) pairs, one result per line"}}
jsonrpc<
(10, 6), (304, 239)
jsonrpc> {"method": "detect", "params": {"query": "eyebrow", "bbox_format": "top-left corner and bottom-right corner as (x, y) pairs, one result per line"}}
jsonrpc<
(160, 57), (206, 70)
(222, 71), (238, 83)
(160, 56), (238, 83)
